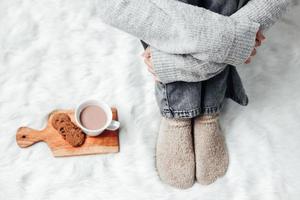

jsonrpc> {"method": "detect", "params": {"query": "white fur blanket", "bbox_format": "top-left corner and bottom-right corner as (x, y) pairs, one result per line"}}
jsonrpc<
(0, 1), (300, 199)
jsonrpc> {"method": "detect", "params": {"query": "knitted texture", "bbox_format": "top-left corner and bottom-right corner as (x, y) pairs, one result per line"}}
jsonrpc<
(231, 0), (291, 31)
(156, 117), (195, 189)
(193, 114), (229, 185)
(95, 0), (260, 67)
(151, 48), (228, 83)
(149, 0), (291, 84)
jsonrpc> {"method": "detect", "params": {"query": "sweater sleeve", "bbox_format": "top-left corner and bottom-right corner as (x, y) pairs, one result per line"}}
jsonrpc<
(230, 0), (291, 32)
(150, 47), (227, 84)
(140, 41), (227, 83)
(94, 0), (259, 65)
(191, 0), (290, 63)
(149, 0), (291, 84)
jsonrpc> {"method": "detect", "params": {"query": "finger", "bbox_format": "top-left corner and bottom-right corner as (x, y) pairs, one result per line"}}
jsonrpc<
(147, 66), (156, 75)
(145, 48), (151, 55)
(144, 58), (157, 78)
(144, 58), (150, 66)
(245, 58), (251, 64)
(146, 60), (155, 72)
(154, 76), (160, 82)
(144, 59), (150, 67)
(147, 65), (158, 80)
(143, 51), (151, 58)
(147, 59), (153, 69)
(251, 48), (257, 56)
(255, 40), (261, 47)
(145, 52), (151, 59)
(257, 31), (266, 42)
(144, 58), (153, 69)
(148, 47), (152, 58)
(260, 32), (266, 41)
(150, 70), (159, 82)
(143, 49), (150, 58)
(145, 57), (154, 69)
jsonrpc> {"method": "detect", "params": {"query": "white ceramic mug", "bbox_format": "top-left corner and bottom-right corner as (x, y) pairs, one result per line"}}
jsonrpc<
(75, 100), (120, 136)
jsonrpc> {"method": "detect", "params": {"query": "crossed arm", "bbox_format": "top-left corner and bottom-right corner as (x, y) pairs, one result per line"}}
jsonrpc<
(95, 0), (260, 66)
(94, 0), (290, 84)
(144, 0), (291, 83)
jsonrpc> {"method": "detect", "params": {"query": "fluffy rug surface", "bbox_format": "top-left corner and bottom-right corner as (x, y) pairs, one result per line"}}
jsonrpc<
(0, 1), (300, 199)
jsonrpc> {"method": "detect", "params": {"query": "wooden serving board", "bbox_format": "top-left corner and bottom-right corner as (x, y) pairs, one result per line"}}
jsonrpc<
(16, 108), (119, 157)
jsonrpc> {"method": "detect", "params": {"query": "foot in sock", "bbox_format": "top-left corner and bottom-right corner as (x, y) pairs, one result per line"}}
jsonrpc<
(156, 117), (195, 189)
(193, 114), (229, 185)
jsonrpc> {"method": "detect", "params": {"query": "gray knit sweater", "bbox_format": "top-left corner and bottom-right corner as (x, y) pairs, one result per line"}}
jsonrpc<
(95, 0), (290, 83)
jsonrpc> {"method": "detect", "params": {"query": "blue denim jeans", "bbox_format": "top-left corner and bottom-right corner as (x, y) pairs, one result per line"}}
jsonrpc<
(141, 0), (250, 119)
(154, 65), (248, 118)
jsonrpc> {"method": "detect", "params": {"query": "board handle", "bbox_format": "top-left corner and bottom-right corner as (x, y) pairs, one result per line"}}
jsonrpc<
(16, 127), (46, 148)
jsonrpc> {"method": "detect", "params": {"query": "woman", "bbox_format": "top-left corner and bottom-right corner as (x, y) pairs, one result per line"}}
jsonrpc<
(96, 0), (290, 189)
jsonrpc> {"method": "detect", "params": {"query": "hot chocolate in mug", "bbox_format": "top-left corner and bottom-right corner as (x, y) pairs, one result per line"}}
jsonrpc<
(75, 100), (120, 136)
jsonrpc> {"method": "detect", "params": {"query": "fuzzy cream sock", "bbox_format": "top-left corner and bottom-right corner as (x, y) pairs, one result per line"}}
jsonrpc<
(193, 114), (229, 185)
(156, 117), (195, 189)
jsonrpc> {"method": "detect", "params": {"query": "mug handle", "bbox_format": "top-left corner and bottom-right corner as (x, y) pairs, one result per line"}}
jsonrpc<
(106, 120), (120, 131)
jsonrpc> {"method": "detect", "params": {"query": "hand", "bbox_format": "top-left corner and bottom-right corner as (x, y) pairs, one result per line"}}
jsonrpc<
(141, 47), (159, 81)
(245, 30), (266, 64)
